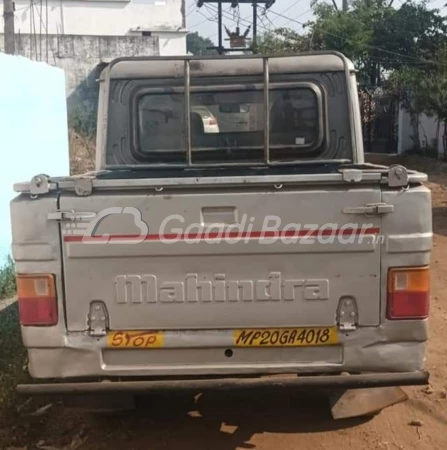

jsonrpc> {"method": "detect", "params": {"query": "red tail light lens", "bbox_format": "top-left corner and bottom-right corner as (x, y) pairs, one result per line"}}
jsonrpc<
(17, 274), (58, 326)
(387, 267), (430, 320)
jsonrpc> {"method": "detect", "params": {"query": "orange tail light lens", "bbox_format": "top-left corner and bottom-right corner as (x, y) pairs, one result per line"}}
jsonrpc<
(17, 274), (58, 326)
(387, 267), (430, 320)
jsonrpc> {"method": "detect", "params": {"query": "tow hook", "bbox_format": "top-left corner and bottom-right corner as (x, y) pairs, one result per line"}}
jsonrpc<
(337, 296), (358, 331)
(88, 301), (109, 337)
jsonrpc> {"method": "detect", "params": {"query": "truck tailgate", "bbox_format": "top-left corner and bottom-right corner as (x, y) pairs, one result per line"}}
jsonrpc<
(60, 185), (382, 331)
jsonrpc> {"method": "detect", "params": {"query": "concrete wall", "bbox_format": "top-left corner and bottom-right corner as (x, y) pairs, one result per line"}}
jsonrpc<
(0, 0), (187, 56)
(397, 106), (413, 154)
(398, 107), (445, 157)
(0, 33), (158, 118)
(147, 31), (186, 56)
(6, 0), (185, 34)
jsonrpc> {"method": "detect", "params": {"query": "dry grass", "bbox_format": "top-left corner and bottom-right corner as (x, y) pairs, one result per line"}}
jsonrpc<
(69, 129), (96, 175)
(400, 154), (447, 175)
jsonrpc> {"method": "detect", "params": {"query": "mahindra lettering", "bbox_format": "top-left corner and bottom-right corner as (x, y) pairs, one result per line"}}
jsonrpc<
(10, 53), (432, 416)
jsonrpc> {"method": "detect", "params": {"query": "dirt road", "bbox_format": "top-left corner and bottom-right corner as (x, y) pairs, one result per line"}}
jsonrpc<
(2, 157), (447, 450)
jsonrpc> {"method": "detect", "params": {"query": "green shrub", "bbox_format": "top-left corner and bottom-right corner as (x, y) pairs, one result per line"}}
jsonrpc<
(0, 255), (16, 300)
(0, 302), (30, 424)
(69, 104), (97, 139)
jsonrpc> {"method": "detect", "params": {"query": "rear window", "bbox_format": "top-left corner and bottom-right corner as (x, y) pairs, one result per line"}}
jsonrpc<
(135, 84), (323, 164)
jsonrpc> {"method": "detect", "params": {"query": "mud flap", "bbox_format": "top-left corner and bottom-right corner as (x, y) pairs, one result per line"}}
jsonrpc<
(330, 386), (408, 419)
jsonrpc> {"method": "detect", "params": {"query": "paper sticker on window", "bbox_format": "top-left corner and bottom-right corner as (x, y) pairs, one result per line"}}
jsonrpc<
(295, 137), (306, 145)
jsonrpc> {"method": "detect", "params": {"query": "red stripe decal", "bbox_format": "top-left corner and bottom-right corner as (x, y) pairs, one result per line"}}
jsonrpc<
(63, 227), (381, 242)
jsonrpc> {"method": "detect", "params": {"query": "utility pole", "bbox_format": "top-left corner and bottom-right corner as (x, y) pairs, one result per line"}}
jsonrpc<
(217, 0), (223, 55)
(3, 0), (15, 54)
(198, 0), (274, 55)
(252, 2), (257, 50)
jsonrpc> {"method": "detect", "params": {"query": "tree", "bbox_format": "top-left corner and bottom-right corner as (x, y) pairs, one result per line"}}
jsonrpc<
(186, 32), (217, 56)
(255, 29), (310, 54)
(310, 0), (447, 85)
(256, 0), (447, 156)
(258, 1), (447, 86)
(375, 2), (447, 70)
(388, 68), (426, 150)
(388, 45), (447, 156)
(409, 49), (447, 157)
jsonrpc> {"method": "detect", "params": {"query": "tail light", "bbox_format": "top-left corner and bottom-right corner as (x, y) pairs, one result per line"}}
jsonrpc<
(17, 274), (58, 326)
(387, 267), (430, 320)
(209, 117), (217, 125)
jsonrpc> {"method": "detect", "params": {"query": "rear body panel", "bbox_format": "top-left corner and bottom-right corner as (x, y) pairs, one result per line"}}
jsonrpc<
(60, 185), (382, 331)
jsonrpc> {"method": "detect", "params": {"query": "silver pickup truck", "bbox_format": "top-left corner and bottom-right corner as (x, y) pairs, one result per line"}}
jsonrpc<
(11, 52), (431, 412)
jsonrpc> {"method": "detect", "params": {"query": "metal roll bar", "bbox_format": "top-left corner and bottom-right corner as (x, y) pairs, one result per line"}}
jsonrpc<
(105, 52), (356, 169)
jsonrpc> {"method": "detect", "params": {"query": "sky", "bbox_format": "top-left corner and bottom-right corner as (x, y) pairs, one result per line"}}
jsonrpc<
(185, 0), (447, 46)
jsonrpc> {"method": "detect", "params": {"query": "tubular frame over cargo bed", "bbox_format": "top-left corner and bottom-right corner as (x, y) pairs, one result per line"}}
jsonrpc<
(97, 51), (361, 170)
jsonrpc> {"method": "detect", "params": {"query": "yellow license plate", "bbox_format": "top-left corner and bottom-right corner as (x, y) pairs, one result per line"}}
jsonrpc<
(107, 331), (164, 349)
(233, 327), (339, 347)
(107, 327), (339, 349)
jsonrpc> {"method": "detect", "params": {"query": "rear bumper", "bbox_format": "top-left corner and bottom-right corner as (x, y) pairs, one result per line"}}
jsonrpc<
(24, 322), (429, 379)
(17, 371), (429, 396)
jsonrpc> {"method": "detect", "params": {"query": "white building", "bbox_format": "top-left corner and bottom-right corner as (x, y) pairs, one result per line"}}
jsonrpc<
(0, 0), (187, 122)
(6, 0), (187, 56)
(398, 108), (446, 158)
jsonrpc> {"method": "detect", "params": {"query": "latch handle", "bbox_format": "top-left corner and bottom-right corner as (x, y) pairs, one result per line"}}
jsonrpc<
(48, 211), (97, 221)
(343, 203), (394, 216)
